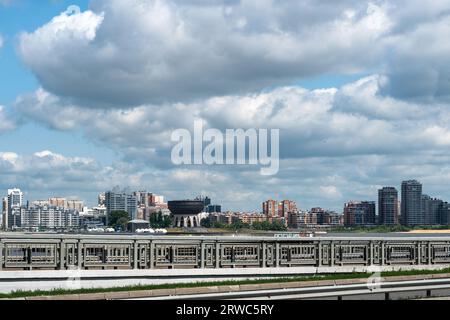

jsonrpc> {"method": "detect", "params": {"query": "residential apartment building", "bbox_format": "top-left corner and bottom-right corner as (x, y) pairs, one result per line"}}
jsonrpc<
(343, 201), (376, 227)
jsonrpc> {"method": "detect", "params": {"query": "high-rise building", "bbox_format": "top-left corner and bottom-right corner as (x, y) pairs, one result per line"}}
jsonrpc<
(7, 188), (23, 229)
(7, 188), (23, 209)
(440, 202), (450, 225)
(343, 201), (376, 227)
(66, 200), (85, 212)
(378, 187), (399, 225)
(263, 199), (297, 218)
(263, 199), (278, 218)
(134, 191), (149, 207)
(421, 195), (442, 225)
(1, 197), (7, 230)
(48, 198), (84, 212)
(49, 197), (67, 208)
(278, 200), (298, 219)
(401, 180), (423, 226)
(203, 196), (211, 208)
(105, 190), (137, 223)
(206, 205), (222, 213)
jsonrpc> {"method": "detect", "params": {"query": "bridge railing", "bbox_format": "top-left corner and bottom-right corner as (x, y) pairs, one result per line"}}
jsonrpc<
(1, 235), (450, 271)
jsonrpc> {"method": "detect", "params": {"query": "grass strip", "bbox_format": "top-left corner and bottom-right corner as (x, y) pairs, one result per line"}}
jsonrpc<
(2, 267), (450, 299)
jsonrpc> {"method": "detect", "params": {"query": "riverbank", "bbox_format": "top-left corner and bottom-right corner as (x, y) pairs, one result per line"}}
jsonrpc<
(402, 229), (450, 234)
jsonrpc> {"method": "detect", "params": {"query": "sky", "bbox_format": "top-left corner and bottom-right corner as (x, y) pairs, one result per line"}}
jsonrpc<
(1, 0), (450, 212)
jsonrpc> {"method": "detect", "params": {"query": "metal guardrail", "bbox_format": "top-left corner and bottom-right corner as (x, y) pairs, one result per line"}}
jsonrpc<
(1, 234), (450, 271)
(138, 278), (450, 300)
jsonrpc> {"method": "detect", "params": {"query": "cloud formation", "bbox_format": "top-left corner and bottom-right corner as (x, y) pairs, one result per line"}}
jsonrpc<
(17, 0), (394, 106)
(0, 106), (16, 133)
(15, 75), (450, 163)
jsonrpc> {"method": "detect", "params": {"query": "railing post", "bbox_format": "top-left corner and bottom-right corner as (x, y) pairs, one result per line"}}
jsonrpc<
(381, 242), (385, 266)
(417, 241), (421, 265)
(330, 242), (334, 267)
(370, 241), (374, 266)
(318, 242), (322, 267)
(200, 241), (205, 269)
(149, 241), (154, 269)
(215, 242), (220, 269)
(77, 240), (83, 270)
(365, 244), (369, 266)
(133, 241), (138, 270)
(275, 242), (280, 267)
(262, 242), (266, 268)
(0, 240), (3, 271)
(60, 240), (65, 270)
(428, 242), (432, 266)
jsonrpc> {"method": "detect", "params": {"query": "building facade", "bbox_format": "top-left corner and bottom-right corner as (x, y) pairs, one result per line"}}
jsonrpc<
(1, 197), (7, 230)
(421, 195), (443, 225)
(263, 199), (298, 219)
(262, 200), (278, 218)
(206, 205), (222, 213)
(401, 180), (423, 226)
(7, 188), (23, 230)
(278, 200), (298, 219)
(8, 205), (80, 231)
(343, 201), (376, 227)
(48, 198), (84, 212)
(440, 202), (450, 225)
(105, 190), (138, 223)
(378, 187), (399, 225)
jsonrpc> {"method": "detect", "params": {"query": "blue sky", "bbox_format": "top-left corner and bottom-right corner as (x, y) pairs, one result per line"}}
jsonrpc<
(0, 0), (117, 163)
(1, 0), (450, 211)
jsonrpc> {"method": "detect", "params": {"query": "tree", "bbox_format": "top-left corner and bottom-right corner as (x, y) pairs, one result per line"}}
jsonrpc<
(150, 211), (172, 228)
(201, 217), (212, 228)
(229, 221), (251, 230)
(252, 220), (287, 231)
(108, 211), (130, 230)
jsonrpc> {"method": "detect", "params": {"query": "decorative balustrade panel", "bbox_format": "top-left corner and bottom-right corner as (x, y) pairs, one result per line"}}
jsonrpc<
(432, 244), (450, 262)
(385, 243), (416, 265)
(221, 244), (260, 266)
(334, 243), (368, 265)
(279, 244), (317, 266)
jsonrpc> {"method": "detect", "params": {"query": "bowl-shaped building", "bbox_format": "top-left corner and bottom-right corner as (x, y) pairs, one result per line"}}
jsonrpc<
(168, 200), (205, 228)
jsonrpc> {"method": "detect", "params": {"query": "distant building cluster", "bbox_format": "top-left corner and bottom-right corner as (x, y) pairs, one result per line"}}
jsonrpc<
(343, 180), (450, 227)
(2, 189), (81, 231)
(209, 200), (342, 229)
(0, 187), (218, 232)
(2, 178), (450, 232)
(200, 196), (222, 214)
(209, 211), (280, 226)
(289, 208), (343, 229)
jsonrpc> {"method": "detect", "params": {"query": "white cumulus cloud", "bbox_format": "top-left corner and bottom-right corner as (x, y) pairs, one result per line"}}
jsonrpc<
(17, 0), (393, 107)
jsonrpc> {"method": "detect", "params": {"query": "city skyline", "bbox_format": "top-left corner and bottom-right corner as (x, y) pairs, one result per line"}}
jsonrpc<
(2, 177), (449, 216)
(2, 1), (450, 213)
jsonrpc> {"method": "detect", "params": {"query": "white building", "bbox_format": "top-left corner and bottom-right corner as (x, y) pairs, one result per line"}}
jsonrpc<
(9, 205), (80, 231)
(7, 188), (23, 229)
